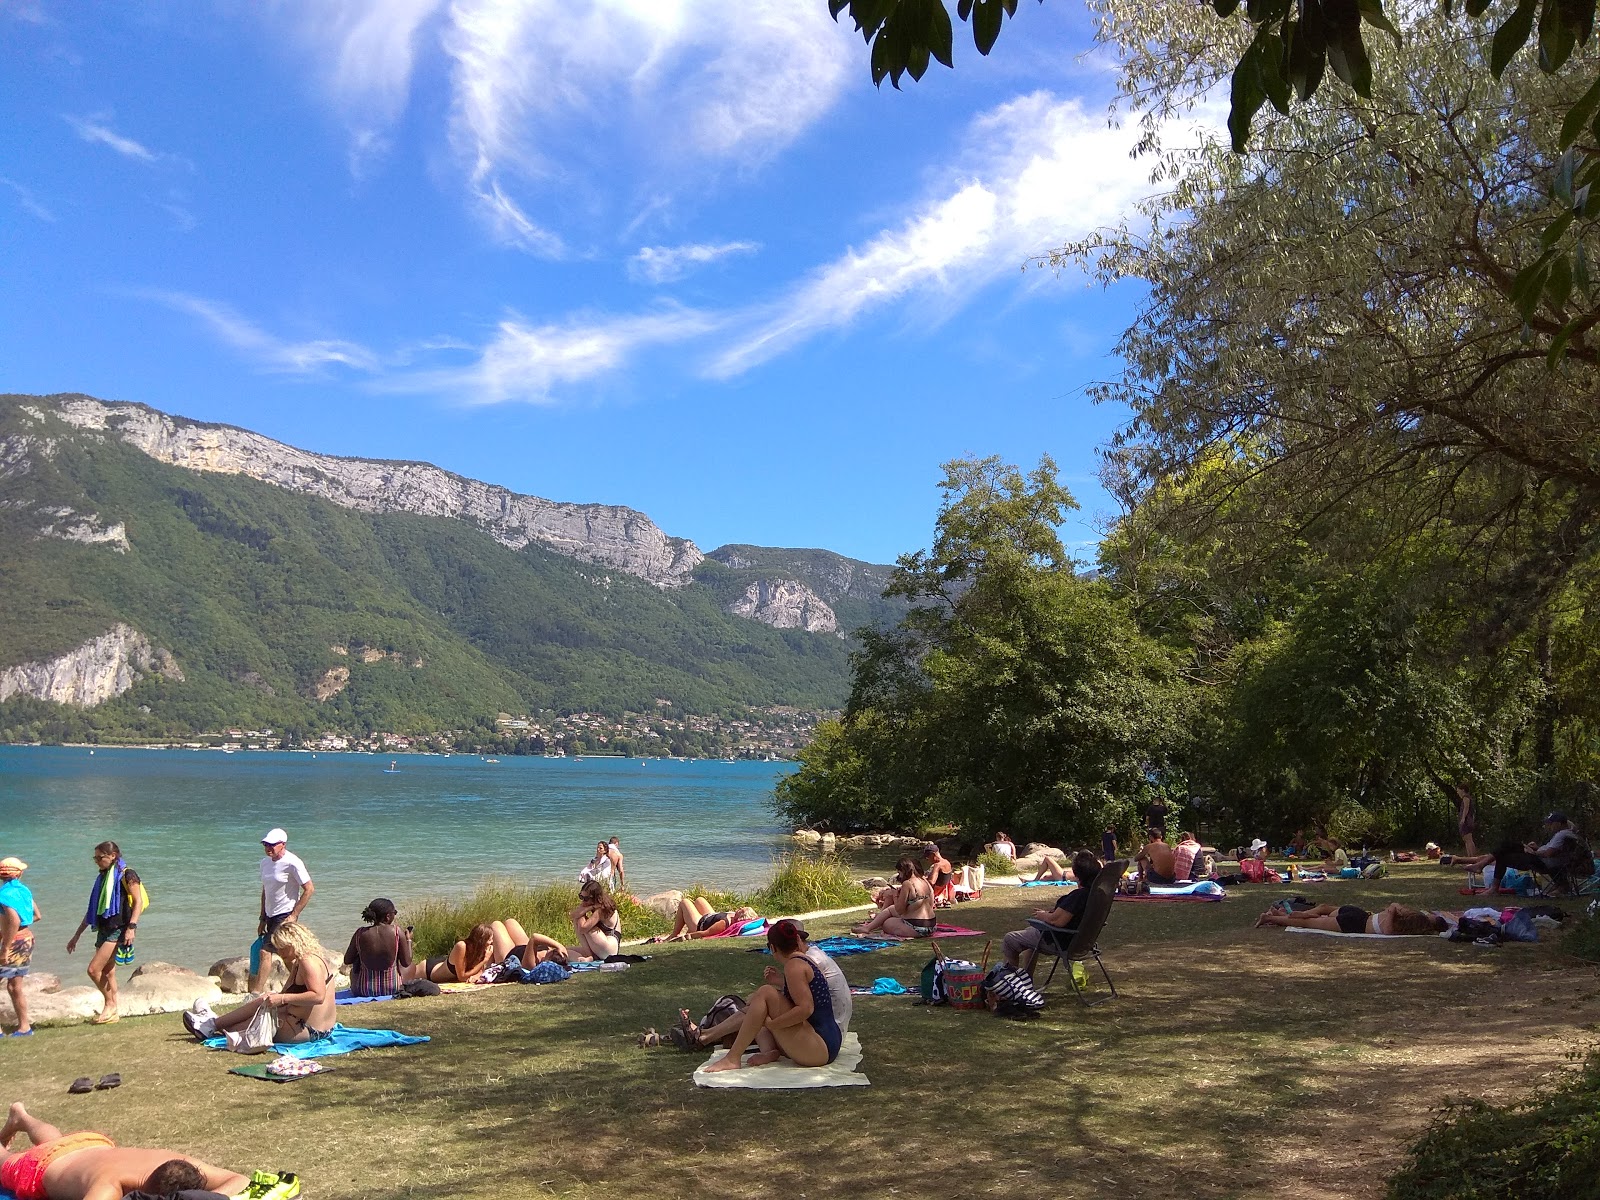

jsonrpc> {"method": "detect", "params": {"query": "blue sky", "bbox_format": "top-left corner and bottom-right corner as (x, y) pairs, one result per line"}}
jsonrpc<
(0, 1), (1169, 566)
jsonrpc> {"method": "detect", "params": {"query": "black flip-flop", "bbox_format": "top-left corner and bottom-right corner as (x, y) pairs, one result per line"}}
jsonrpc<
(95, 1074), (122, 1090)
(69, 1077), (94, 1094)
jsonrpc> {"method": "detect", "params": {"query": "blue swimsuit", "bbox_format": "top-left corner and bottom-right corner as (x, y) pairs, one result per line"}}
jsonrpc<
(788, 960), (843, 1063)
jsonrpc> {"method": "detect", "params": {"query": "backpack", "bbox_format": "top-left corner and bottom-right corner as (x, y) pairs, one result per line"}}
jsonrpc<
(701, 993), (747, 1032)
(397, 979), (441, 998)
(983, 965), (1045, 1012)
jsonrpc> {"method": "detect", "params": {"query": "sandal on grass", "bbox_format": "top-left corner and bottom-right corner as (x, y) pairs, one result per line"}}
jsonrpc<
(96, 1074), (121, 1090)
(637, 1028), (661, 1048)
(69, 1078), (94, 1094)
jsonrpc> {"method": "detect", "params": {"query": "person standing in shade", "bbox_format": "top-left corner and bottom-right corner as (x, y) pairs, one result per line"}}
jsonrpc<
(250, 828), (313, 994)
(1101, 827), (1118, 862)
(0, 857), (39, 1037)
(1144, 794), (1170, 839)
(606, 837), (626, 894)
(65, 842), (142, 1025)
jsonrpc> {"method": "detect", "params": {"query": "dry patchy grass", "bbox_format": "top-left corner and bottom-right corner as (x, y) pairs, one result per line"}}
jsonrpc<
(4, 865), (1596, 1200)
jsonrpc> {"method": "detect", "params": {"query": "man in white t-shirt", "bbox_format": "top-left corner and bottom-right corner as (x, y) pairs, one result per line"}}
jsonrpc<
(249, 827), (313, 993)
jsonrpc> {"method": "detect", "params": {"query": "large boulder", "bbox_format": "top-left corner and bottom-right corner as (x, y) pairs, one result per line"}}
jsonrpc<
(0, 985), (104, 1026)
(209, 955), (286, 994)
(791, 830), (823, 846)
(118, 966), (223, 1018)
(640, 890), (683, 919)
(1013, 844), (1065, 876)
(129, 960), (194, 979)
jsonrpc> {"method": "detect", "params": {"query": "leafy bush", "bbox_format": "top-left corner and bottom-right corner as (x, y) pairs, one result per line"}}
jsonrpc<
(977, 850), (1016, 877)
(404, 877), (670, 955)
(1387, 1049), (1600, 1199)
(749, 854), (870, 914)
(1561, 909), (1600, 963)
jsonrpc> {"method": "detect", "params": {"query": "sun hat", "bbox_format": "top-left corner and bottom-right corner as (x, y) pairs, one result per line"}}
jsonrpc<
(1248, 838), (1268, 854)
(0, 856), (26, 874)
(261, 828), (288, 845)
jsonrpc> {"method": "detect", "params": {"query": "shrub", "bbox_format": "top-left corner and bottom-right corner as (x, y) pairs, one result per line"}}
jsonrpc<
(977, 850), (1015, 877)
(749, 854), (870, 914)
(1561, 909), (1600, 964)
(1387, 1049), (1600, 1199)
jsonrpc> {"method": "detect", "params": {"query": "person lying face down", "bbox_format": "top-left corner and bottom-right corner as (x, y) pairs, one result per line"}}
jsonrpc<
(1254, 902), (1448, 935)
(1, 1102), (250, 1200)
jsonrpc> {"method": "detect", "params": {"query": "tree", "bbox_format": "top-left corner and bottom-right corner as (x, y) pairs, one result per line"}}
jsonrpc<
(776, 456), (1181, 842)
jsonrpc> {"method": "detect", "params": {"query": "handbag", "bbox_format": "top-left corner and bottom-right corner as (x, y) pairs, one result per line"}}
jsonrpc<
(984, 964), (1045, 1011)
(231, 1002), (279, 1053)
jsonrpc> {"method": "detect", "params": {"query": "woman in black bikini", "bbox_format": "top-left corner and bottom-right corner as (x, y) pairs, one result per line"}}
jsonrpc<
(185, 921), (335, 1045)
(658, 898), (760, 942)
(1255, 902), (1446, 935)
(402, 922), (497, 985)
(569, 882), (621, 960)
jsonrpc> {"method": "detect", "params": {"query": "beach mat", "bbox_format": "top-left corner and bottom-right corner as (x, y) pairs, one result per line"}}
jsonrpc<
(1115, 892), (1226, 904)
(694, 1032), (868, 1089)
(203, 1024), (430, 1059)
(228, 1061), (337, 1083)
(791, 936), (895, 957)
(335, 990), (391, 1006)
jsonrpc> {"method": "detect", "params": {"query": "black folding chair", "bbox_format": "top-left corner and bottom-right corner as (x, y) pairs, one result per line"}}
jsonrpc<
(1023, 857), (1126, 1007)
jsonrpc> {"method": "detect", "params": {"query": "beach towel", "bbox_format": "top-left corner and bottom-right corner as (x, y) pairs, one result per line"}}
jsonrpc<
(334, 990), (390, 1006)
(789, 936), (896, 957)
(1020, 880), (1075, 888)
(1115, 891), (1225, 904)
(1283, 927), (1419, 939)
(694, 1032), (869, 1089)
(203, 1024), (429, 1059)
(930, 923), (986, 937)
(849, 977), (908, 996)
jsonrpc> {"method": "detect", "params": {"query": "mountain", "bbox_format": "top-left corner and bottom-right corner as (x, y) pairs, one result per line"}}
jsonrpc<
(0, 393), (902, 742)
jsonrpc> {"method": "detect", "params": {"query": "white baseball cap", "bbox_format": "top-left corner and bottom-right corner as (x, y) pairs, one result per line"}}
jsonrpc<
(262, 828), (288, 845)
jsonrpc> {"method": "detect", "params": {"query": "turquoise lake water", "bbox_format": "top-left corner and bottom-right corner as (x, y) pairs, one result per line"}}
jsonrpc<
(0, 746), (796, 979)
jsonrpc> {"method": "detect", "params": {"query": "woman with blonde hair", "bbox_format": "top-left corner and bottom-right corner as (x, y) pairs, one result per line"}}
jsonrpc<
(183, 921), (335, 1047)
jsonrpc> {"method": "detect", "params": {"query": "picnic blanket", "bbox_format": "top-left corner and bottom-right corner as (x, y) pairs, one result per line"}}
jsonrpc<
(1283, 927), (1418, 939)
(1115, 891), (1225, 904)
(203, 1024), (430, 1059)
(694, 1032), (869, 1088)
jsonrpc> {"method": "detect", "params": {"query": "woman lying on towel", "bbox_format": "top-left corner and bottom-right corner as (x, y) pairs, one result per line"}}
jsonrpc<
(652, 898), (760, 942)
(699, 919), (843, 1074)
(1255, 903), (1447, 935)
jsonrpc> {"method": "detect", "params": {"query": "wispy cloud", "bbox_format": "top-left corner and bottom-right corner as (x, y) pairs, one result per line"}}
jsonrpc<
(387, 307), (717, 404)
(64, 114), (158, 162)
(272, 0), (444, 176)
(708, 93), (1184, 377)
(140, 291), (379, 374)
(441, 0), (852, 253)
(628, 240), (759, 285)
(0, 176), (55, 222)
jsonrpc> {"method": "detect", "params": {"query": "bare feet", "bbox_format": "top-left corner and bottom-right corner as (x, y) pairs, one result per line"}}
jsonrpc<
(701, 1050), (745, 1074)
(1, 1101), (27, 1149)
(746, 1050), (783, 1066)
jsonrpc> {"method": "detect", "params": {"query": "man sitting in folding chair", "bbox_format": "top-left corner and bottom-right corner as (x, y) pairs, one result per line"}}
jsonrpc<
(1001, 851), (1100, 971)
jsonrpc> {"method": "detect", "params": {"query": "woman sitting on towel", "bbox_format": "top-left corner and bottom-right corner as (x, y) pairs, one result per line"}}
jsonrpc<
(569, 881), (622, 960)
(343, 898), (413, 997)
(1255, 902), (1446, 935)
(851, 858), (935, 938)
(700, 919), (843, 1074)
(186, 921), (335, 1045)
(403, 921), (497, 984)
(657, 897), (760, 942)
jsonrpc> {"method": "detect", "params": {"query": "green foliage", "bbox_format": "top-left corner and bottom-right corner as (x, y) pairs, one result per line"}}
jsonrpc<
(1387, 1050), (1600, 1199)
(1560, 910), (1600, 963)
(748, 854), (871, 914)
(0, 396), (868, 739)
(976, 849), (1016, 877)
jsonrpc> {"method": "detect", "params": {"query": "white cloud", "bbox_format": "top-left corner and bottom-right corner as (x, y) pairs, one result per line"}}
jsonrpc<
(708, 92), (1182, 377)
(64, 114), (158, 162)
(386, 307), (716, 404)
(0, 177), (54, 222)
(628, 240), (759, 284)
(272, 0), (444, 175)
(442, 0), (852, 252)
(142, 291), (379, 374)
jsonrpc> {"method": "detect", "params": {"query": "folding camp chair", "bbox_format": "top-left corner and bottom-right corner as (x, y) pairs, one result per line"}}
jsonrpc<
(1022, 858), (1126, 1008)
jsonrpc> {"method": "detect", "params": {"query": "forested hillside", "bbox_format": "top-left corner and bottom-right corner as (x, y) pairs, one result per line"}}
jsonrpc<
(0, 398), (873, 742)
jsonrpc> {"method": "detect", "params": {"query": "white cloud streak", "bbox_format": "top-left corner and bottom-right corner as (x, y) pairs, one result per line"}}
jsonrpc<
(142, 291), (379, 374)
(386, 307), (717, 404)
(64, 114), (159, 162)
(708, 92), (1180, 377)
(441, 0), (852, 254)
(628, 240), (759, 284)
(273, 0), (444, 175)
(0, 177), (55, 222)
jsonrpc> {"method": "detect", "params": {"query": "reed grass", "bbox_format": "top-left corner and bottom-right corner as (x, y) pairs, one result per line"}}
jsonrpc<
(747, 853), (870, 914)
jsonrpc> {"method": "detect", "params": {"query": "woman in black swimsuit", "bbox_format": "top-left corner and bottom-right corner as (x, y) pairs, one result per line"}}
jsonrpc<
(402, 922), (497, 985)
(657, 897), (760, 942)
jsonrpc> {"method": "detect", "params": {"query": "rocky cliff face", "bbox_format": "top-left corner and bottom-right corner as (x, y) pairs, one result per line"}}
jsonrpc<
(44, 394), (704, 588)
(0, 623), (184, 707)
(727, 579), (838, 634)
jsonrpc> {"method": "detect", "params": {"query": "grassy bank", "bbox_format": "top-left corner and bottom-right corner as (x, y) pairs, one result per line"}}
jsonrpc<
(406, 855), (870, 955)
(5, 865), (1596, 1200)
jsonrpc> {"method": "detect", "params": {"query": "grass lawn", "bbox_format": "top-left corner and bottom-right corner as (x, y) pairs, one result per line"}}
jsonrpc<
(5, 865), (1597, 1200)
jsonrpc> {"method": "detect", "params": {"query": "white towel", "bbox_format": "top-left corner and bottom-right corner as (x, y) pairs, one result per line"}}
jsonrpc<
(693, 1032), (869, 1089)
(1284, 927), (1403, 939)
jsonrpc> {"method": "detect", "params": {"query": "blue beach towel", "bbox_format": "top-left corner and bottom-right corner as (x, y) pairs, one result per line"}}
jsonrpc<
(334, 990), (390, 1006)
(203, 1024), (429, 1059)
(1021, 880), (1075, 888)
(777, 935), (895, 957)
(849, 977), (908, 995)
